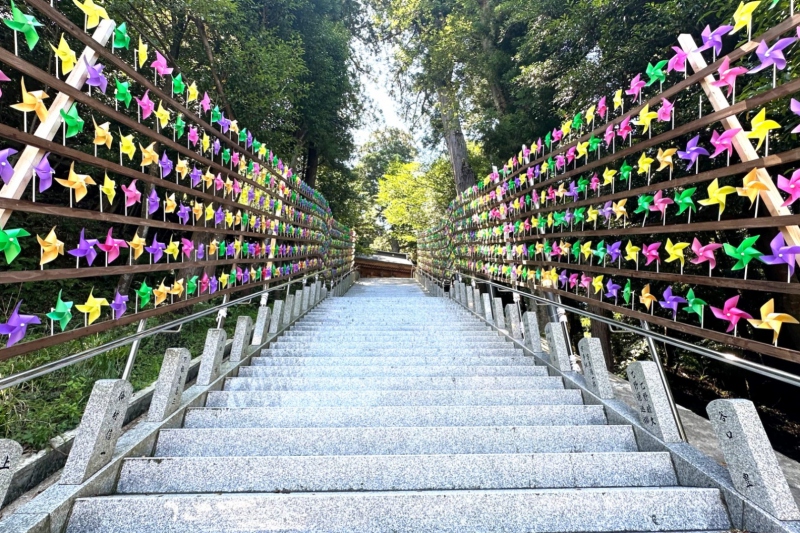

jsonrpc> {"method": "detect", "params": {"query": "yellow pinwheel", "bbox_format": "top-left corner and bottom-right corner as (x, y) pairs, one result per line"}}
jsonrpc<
(37, 227), (64, 266)
(201, 133), (210, 153)
(548, 268), (559, 286)
(119, 131), (136, 160)
(92, 117), (113, 149)
(656, 147), (677, 172)
(225, 210), (234, 227)
(612, 199), (627, 220)
(234, 211), (242, 226)
(613, 89), (623, 111)
(736, 168), (768, 207)
(165, 239), (179, 260)
(591, 275), (604, 294)
(746, 108), (780, 150)
(154, 101), (170, 128)
(576, 141), (589, 160)
(639, 284), (658, 310)
(219, 273), (229, 289)
(585, 105), (596, 124)
(165, 193), (177, 213)
(176, 158), (189, 178)
(128, 232), (146, 259)
(635, 104), (658, 134)
(202, 170), (214, 188)
(731, 1), (760, 34)
(540, 160), (549, 175)
(747, 298), (798, 345)
(55, 162), (96, 202)
(637, 152), (654, 175)
(100, 173), (116, 204)
(586, 206), (599, 223)
(665, 238), (690, 266)
(50, 34), (77, 75)
(561, 121), (571, 136)
(258, 145), (267, 158)
(139, 142), (158, 166)
(73, 0), (108, 28)
(535, 242), (544, 255)
(233, 239), (242, 256)
(153, 280), (169, 306)
(698, 178), (737, 216)
(11, 78), (49, 122)
(224, 177), (234, 196)
(192, 202), (203, 221)
(556, 183), (565, 199)
(229, 120), (239, 134)
(137, 37), (148, 68)
(76, 290), (108, 325)
(580, 241), (594, 260)
(546, 212), (554, 228)
(205, 203), (215, 221)
(602, 167), (616, 186)
(168, 279), (184, 298)
(187, 82), (198, 102)
(624, 240), (640, 262)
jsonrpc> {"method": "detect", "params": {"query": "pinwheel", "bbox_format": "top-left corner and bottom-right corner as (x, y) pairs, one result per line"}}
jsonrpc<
(5, 1), (42, 53)
(59, 103), (85, 139)
(55, 163), (96, 203)
(625, 74), (646, 103)
(92, 117), (113, 150)
(211, 105), (222, 125)
(168, 279), (184, 299)
(748, 298), (798, 345)
(724, 235), (762, 278)
(617, 116), (632, 142)
(174, 114), (186, 139)
(188, 126), (199, 147)
(177, 204), (190, 225)
(605, 278), (621, 301)
(624, 241), (640, 266)
(153, 280), (169, 307)
(604, 124), (615, 148)
(680, 288), (708, 326)
(154, 102), (170, 129)
(580, 241), (594, 261)
(50, 34), (77, 75)
(634, 194), (654, 219)
(186, 276), (199, 296)
(655, 100), (674, 126)
(165, 238), (179, 261)
(121, 179), (141, 208)
(164, 193), (177, 214)
(34, 153), (53, 193)
(75, 290), (109, 326)
(118, 131), (136, 161)
(0, 300), (40, 347)
(695, 25), (734, 58)
(737, 168), (768, 215)
(187, 82), (198, 103)
(597, 96), (608, 119)
(593, 240), (608, 264)
(711, 295), (752, 334)
(84, 57), (107, 94)
(110, 291), (128, 319)
(200, 92), (211, 113)
(202, 133), (211, 153)
(709, 128), (740, 160)
(639, 284), (658, 311)
(613, 89), (623, 111)
(74, 0), (108, 28)
(46, 290), (73, 332)
(591, 275), (604, 295)
(623, 279), (632, 305)
(649, 190), (673, 224)
(140, 143), (158, 167)
(690, 238), (723, 276)
(578, 273), (592, 292)
(115, 78), (132, 108)
(113, 22), (131, 50)
(731, 1), (760, 37)
(136, 281), (153, 309)
(673, 187), (697, 222)
(0, 228), (29, 263)
(171, 74), (186, 97)
(558, 270), (569, 289)
(193, 202), (204, 222)
(159, 151), (173, 178)
(777, 169), (800, 207)
(68, 229), (99, 267)
(637, 152), (654, 177)
(0, 148), (17, 185)
(127, 232), (145, 260)
(599, 202), (614, 225)
(97, 228), (127, 264)
(151, 51), (173, 78)
(642, 242), (661, 267)
(645, 60), (668, 87)
(146, 188), (160, 216)
(665, 238), (690, 273)
(655, 148), (677, 177)
(612, 200), (627, 222)
(698, 178), (737, 219)
(135, 90), (155, 120)
(137, 37), (149, 68)
(659, 286), (686, 320)
(677, 135), (709, 173)
(712, 57), (748, 102)
(602, 167), (616, 189)
(634, 105), (658, 137)
(748, 37), (796, 85)
(667, 46), (687, 73)
(586, 206), (599, 226)
(746, 108), (780, 153)
(209, 276), (219, 294)
(199, 272), (210, 293)
(759, 233), (800, 280)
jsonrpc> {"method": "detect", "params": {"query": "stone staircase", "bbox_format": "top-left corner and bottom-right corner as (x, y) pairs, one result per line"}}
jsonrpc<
(65, 278), (733, 532)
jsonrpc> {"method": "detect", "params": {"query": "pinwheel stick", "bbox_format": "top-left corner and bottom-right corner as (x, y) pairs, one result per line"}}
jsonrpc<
(755, 194), (760, 218)
(744, 264), (749, 280)
(699, 95), (702, 119)
(773, 64), (777, 89)
(14, 32), (18, 56)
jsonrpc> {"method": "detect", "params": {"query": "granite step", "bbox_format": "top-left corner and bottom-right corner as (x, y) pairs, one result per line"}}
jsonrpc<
(205, 388), (583, 408)
(182, 404), (606, 428)
(269, 341), (512, 349)
(236, 365), (548, 378)
(116, 452), (678, 493)
(261, 347), (523, 357)
(155, 424), (637, 457)
(249, 355), (536, 367)
(66, 488), (732, 533)
(224, 375), (561, 391)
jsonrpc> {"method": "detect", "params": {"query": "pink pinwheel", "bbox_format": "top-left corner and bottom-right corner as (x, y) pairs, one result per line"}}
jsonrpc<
(147, 188), (159, 215)
(199, 272), (210, 293)
(555, 154), (565, 170)
(159, 151), (173, 177)
(135, 90), (155, 119)
(617, 116), (632, 141)
(792, 98), (800, 133)
(659, 287), (686, 320)
(579, 273), (592, 290)
(84, 57), (107, 93)
(604, 124), (615, 147)
(551, 242), (562, 257)
(536, 138), (543, 154)
(188, 126), (199, 146)
(695, 25), (734, 56)
(759, 233), (800, 276)
(778, 170), (800, 206)
(0, 69), (9, 97)
(709, 129), (741, 158)
(121, 180), (141, 207)
(667, 46), (687, 73)
(657, 99), (674, 122)
(68, 228), (99, 266)
(145, 234), (166, 262)
(110, 291), (128, 320)
(214, 173), (224, 191)
(711, 296), (752, 333)
(552, 128), (563, 143)
(677, 135), (709, 171)
(0, 300), (40, 347)
(200, 92), (211, 113)
(546, 186), (557, 202)
(597, 96), (607, 118)
(568, 273), (579, 289)
(642, 242), (661, 265)
(98, 228), (128, 263)
(34, 152), (54, 192)
(589, 174), (600, 192)
(690, 238), (723, 269)
(151, 51), (173, 77)
(231, 152), (240, 167)
(566, 146), (576, 165)
(648, 190), (674, 221)
(711, 57), (747, 97)
(748, 38), (797, 74)
(233, 179), (241, 196)
(625, 74), (646, 102)
(0, 148), (18, 184)
(181, 238), (194, 258)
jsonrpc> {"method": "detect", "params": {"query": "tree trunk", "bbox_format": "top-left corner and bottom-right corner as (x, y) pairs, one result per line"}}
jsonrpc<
(304, 144), (319, 188)
(477, 0), (507, 115)
(192, 17), (235, 121)
(437, 86), (476, 193)
(588, 300), (615, 371)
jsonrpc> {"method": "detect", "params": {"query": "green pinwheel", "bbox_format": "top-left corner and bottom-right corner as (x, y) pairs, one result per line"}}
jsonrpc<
(186, 275), (199, 296)
(0, 228), (30, 263)
(673, 187), (697, 214)
(136, 281), (153, 308)
(537, 216), (546, 230)
(544, 132), (552, 149)
(622, 279), (632, 305)
(543, 240), (552, 256)
(59, 103), (84, 138)
(241, 212), (249, 227)
(218, 241), (226, 257)
(724, 236), (762, 270)
(247, 160), (254, 174)
(593, 240), (607, 261)
(222, 148), (231, 164)
(577, 176), (589, 194)
(211, 105), (222, 124)
(633, 194), (654, 214)
(571, 240), (582, 261)
(113, 22), (130, 49)
(4, 0), (42, 51)
(172, 73), (186, 95)
(547, 156), (555, 170)
(553, 211), (566, 228)
(682, 288), (707, 318)
(239, 128), (248, 143)
(527, 244), (536, 257)
(645, 60), (668, 87)
(573, 207), (586, 223)
(46, 290), (73, 331)
(619, 160), (633, 182)
(115, 78), (132, 108)
(252, 139), (262, 153)
(535, 268), (542, 281)
(174, 114), (185, 139)
(571, 113), (583, 131)
(588, 135), (602, 152)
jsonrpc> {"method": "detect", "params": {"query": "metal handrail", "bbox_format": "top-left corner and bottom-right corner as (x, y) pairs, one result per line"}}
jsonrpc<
(0, 267), (355, 391)
(416, 266), (800, 389)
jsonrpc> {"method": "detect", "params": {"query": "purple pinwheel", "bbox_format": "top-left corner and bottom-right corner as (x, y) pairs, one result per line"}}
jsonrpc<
(159, 151), (173, 178)
(694, 25), (734, 56)
(0, 148), (18, 184)
(600, 201), (614, 221)
(677, 135), (709, 171)
(34, 152), (53, 192)
(246, 131), (253, 149)
(213, 138), (220, 156)
(565, 181), (579, 201)
(84, 57), (107, 93)
(110, 291), (128, 319)
(564, 209), (574, 224)
(180, 238), (194, 258)
(259, 195), (266, 208)
(177, 203), (190, 225)
(68, 228), (99, 266)
(791, 98), (800, 133)
(709, 129), (741, 158)
(196, 243), (205, 259)
(188, 126), (199, 146)
(759, 233), (800, 277)
(625, 74), (646, 102)
(0, 300), (40, 347)
(147, 188), (159, 215)
(218, 114), (231, 133)
(214, 206), (224, 225)
(225, 241), (235, 257)
(247, 188), (255, 204)
(253, 162), (261, 175)
(242, 268), (250, 284)
(605, 278), (621, 300)
(209, 276), (218, 294)
(254, 217), (261, 230)
(200, 92), (211, 114)
(667, 46), (687, 73)
(778, 170), (800, 206)
(145, 234), (166, 262)
(607, 241), (622, 262)
(659, 287), (686, 320)
(748, 38), (797, 74)
(189, 166), (202, 188)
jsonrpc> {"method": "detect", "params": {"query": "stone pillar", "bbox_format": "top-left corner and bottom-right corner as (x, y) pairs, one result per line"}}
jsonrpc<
(504, 304), (522, 339)
(230, 315), (254, 362)
(282, 295), (295, 326)
(707, 399), (800, 520)
(60, 379), (132, 484)
(577, 338), (614, 399)
(522, 312), (543, 354)
(626, 361), (681, 442)
(0, 440), (22, 507)
(268, 301), (283, 335)
(473, 288), (483, 316)
(301, 286), (311, 312)
(251, 306), (272, 346)
(544, 322), (571, 371)
(492, 298), (506, 329)
(292, 290), (304, 319)
(466, 288), (475, 311)
(196, 329), (227, 386)
(148, 348), (191, 422)
(481, 293), (494, 325)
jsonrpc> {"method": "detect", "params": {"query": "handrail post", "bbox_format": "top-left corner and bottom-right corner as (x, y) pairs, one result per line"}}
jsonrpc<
(640, 320), (687, 441)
